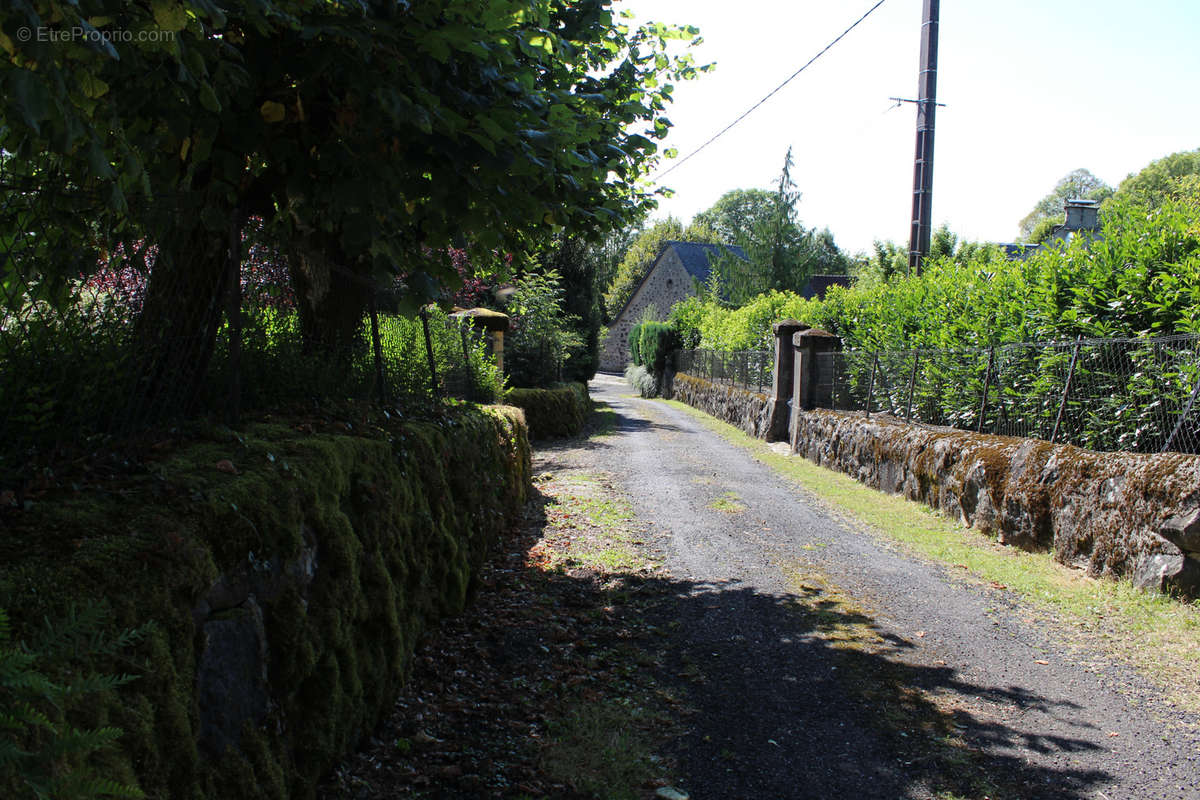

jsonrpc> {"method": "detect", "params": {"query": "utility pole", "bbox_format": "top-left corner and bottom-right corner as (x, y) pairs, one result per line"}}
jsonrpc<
(907, 0), (940, 273)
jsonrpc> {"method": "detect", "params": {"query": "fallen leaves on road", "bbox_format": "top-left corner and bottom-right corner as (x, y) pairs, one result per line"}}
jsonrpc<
(318, 463), (682, 799)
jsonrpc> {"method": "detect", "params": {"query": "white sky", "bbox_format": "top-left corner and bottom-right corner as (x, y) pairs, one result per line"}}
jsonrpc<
(623, 0), (1200, 253)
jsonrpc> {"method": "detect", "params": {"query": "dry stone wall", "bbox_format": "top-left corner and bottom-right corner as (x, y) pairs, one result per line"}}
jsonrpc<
(792, 410), (1200, 596)
(672, 373), (774, 439)
(0, 406), (532, 800)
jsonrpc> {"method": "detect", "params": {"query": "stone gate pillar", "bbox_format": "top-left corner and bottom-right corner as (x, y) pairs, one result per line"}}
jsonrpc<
(791, 328), (841, 443)
(767, 319), (809, 441)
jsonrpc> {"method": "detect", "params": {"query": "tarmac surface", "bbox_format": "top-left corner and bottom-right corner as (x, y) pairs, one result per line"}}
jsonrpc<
(581, 374), (1200, 800)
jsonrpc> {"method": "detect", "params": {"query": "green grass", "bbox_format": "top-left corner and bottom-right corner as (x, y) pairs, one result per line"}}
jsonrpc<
(539, 472), (656, 575)
(661, 399), (1200, 713)
(539, 697), (658, 800)
(707, 491), (747, 513)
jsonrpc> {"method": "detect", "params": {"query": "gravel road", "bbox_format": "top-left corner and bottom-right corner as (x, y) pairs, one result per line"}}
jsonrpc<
(582, 374), (1200, 800)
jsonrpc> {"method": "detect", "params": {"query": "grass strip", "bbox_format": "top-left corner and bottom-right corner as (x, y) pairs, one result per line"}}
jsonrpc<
(661, 399), (1200, 713)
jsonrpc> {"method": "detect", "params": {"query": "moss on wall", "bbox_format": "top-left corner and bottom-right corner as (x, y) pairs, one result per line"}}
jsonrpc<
(504, 382), (591, 440)
(791, 409), (1200, 596)
(0, 404), (530, 800)
(672, 374), (773, 439)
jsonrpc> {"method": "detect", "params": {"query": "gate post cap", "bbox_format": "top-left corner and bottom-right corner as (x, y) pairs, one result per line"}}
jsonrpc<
(772, 319), (810, 337)
(793, 328), (837, 346)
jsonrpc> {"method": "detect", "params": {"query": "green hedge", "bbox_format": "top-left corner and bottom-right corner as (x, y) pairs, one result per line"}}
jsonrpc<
(0, 405), (530, 800)
(627, 325), (643, 367)
(504, 382), (591, 440)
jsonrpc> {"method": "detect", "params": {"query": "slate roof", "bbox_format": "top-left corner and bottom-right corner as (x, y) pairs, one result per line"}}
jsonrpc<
(610, 240), (747, 324)
(799, 274), (854, 300)
(661, 240), (748, 285)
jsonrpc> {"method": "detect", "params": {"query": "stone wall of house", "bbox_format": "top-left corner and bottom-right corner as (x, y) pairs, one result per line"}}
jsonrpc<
(599, 248), (698, 372)
(791, 409), (1200, 596)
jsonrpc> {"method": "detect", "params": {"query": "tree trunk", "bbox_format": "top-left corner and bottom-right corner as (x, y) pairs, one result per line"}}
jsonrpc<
(127, 218), (232, 425)
(289, 245), (373, 357)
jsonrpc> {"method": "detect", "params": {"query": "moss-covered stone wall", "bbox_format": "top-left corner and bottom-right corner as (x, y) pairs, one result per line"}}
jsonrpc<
(792, 410), (1200, 597)
(504, 382), (591, 440)
(672, 373), (773, 439)
(0, 404), (531, 799)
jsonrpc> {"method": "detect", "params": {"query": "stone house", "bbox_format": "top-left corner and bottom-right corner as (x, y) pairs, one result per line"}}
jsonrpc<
(598, 240), (746, 372)
(1001, 198), (1102, 259)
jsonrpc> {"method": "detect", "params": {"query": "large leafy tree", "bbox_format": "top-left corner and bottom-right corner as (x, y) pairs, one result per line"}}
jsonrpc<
(1018, 168), (1113, 241)
(1113, 148), (1200, 207)
(705, 148), (850, 304)
(691, 188), (777, 244)
(1, 1), (704, 408)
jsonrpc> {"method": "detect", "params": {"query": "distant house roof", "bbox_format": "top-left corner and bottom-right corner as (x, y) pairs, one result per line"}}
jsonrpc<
(610, 240), (747, 322)
(800, 274), (853, 300)
(661, 240), (748, 285)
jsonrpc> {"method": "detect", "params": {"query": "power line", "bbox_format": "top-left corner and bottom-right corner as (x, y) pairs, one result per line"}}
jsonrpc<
(653, 0), (890, 182)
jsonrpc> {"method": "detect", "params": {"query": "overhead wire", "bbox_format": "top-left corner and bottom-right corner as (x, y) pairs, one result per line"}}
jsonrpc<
(652, 0), (891, 182)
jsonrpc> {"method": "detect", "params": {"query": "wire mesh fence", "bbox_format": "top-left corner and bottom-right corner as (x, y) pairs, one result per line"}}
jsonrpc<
(0, 168), (502, 482)
(816, 333), (1200, 454)
(677, 349), (774, 394)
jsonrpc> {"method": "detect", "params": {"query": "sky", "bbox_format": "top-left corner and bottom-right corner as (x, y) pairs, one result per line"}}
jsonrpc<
(622, 0), (1200, 254)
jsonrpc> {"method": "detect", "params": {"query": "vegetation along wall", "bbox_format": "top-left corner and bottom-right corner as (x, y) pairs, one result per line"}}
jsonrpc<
(792, 410), (1200, 597)
(672, 373), (773, 440)
(668, 371), (1200, 597)
(504, 382), (592, 440)
(0, 405), (531, 799)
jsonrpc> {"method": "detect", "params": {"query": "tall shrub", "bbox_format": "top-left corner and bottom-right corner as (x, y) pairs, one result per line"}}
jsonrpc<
(627, 323), (644, 367)
(638, 322), (679, 372)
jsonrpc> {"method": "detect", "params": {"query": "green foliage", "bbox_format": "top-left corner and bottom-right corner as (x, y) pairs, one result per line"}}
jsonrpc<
(1115, 148), (1200, 208)
(691, 188), (778, 244)
(537, 237), (608, 382)
(602, 218), (718, 315)
(504, 270), (585, 388)
(689, 150), (851, 305)
(1019, 168), (1113, 240)
(505, 382), (591, 439)
(681, 192), (1200, 352)
(637, 322), (679, 372)
(0, 606), (149, 800)
(1, 0), (709, 406)
(0, 299), (503, 475)
(627, 323), (643, 367)
(1, 407), (530, 800)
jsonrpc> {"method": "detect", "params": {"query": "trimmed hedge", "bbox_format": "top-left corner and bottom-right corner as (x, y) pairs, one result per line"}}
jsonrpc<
(504, 382), (591, 440)
(0, 405), (531, 800)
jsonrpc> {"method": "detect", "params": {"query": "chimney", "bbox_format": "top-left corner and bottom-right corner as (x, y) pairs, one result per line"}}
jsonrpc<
(1064, 198), (1100, 231)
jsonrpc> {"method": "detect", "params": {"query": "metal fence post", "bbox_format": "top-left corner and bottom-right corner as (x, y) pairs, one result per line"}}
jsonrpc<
(977, 346), (994, 434)
(226, 209), (243, 426)
(1050, 336), (1082, 444)
(1162, 366), (1200, 453)
(905, 351), (920, 422)
(420, 307), (440, 401)
(369, 289), (387, 404)
(865, 353), (878, 418)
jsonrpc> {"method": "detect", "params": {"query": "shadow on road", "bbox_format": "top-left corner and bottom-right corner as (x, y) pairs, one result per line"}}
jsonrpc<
(516, 490), (1110, 800)
(322, 400), (1116, 800)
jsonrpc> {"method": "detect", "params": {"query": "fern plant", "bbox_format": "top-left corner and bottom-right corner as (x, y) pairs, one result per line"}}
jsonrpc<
(0, 605), (149, 799)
